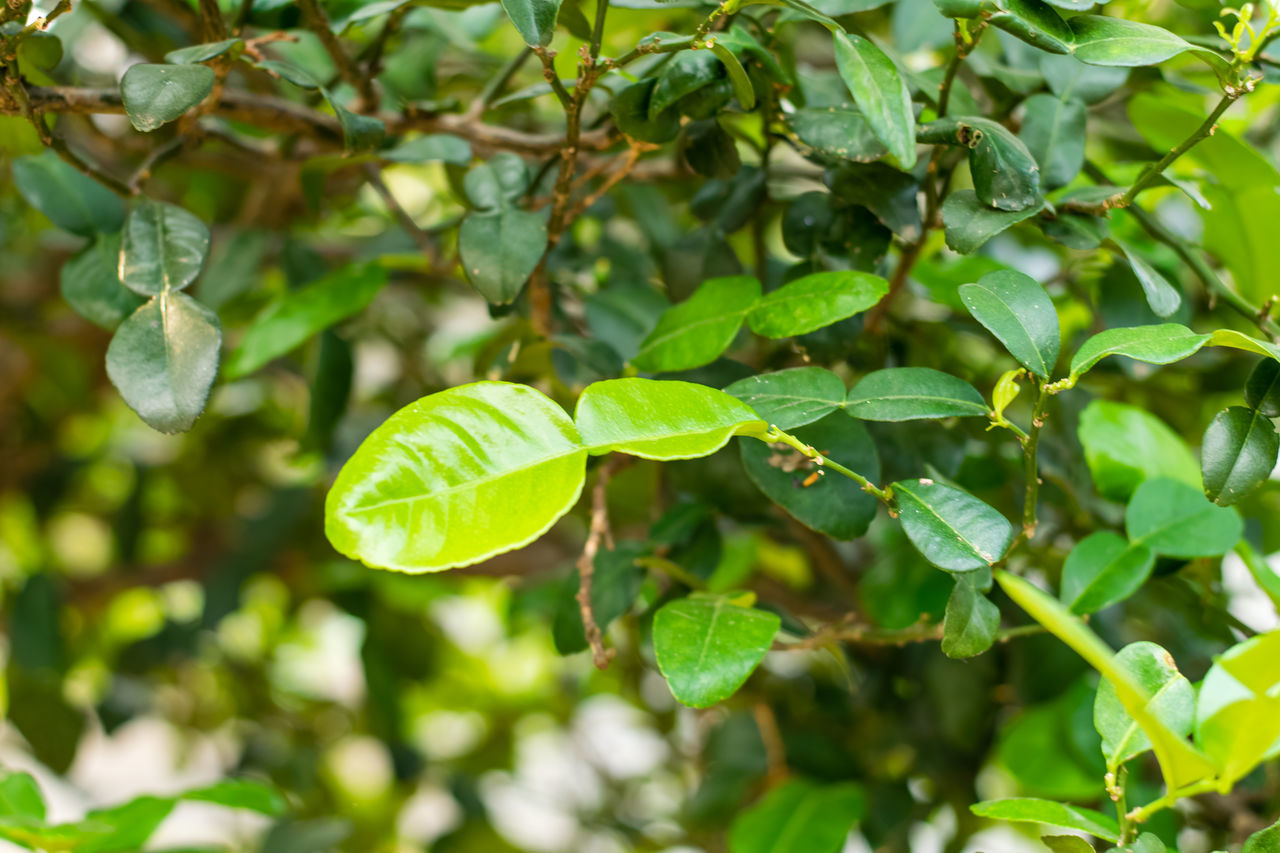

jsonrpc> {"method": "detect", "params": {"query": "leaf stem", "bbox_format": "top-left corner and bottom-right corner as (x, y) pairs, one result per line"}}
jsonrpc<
(1120, 93), (1237, 208)
(762, 426), (893, 503)
(1125, 778), (1221, 826)
(1017, 376), (1049, 545)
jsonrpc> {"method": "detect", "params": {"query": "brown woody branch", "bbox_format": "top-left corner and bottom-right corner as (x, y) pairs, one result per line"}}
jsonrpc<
(577, 457), (625, 670)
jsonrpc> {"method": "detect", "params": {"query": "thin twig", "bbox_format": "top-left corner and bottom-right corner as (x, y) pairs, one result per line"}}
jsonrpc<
(362, 162), (435, 262)
(577, 458), (622, 670)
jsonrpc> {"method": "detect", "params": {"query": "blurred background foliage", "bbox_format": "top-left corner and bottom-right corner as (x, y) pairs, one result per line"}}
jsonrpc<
(3, 0), (1280, 850)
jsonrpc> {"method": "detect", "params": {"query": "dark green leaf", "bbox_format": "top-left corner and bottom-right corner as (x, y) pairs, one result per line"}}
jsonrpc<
(458, 208), (548, 304)
(383, 133), (473, 165)
(747, 270), (888, 338)
(119, 200), (210, 296)
(707, 42), (755, 110)
(1125, 477), (1243, 558)
(12, 150), (126, 236)
(553, 542), (646, 654)
(1115, 241), (1180, 318)
(787, 106), (888, 163)
(958, 269), (1059, 377)
(893, 479), (1013, 571)
(611, 78), (682, 144)
(846, 367), (988, 421)
(1039, 53), (1129, 104)
(725, 367), (846, 430)
(1018, 94), (1085, 189)
(942, 574), (1000, 658)
(164, 38), (243, 64)
(120, 63), (215, 132)
(923, 117), (1040, 211)
(500, 0), (562, 46)
(464, 153), (530, 210)
(1060, 531), (1155, 615)
(1202, 406), (1280, 506)
(1094, 641), (1194, 771)
(59, 233), (145, 330)
(651, 51), (723, 118)
(1246, 358), (1280, 417)
(728, 779), (863, 853)
(324, 89), (386, 154)
(831, 30), (917, 168)
(633, 276), (761, 372)
(653, 595), (781, 708)
(941, 190), (1043, 253)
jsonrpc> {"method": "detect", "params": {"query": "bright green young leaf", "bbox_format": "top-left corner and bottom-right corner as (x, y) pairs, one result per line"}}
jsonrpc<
(1019, 93), (1085, 189)
(225, 262), (388, 379)
(1115, 241), (1180, 318)
(458, 208), (548, 304)
(893, 479), (1013, 571)
(59, 233), (144, 330)
(500, 0), (562, 46)
(1078, 400), (1200, 501)
(180, 779), (287, 815)
(831, 30), (917, 168)
(996, 571), (1217, 791)
(105, 292), (221, 434)
(632, 276), (762, 372)
(969, 798), (1120, 843)
(941, 574), (1000, 659)
(1209, 328), (1280, 362)
(1202, 406), (1279, 507)
(1093, 641), (1195, 772)
(0, 772), (44, 820)
(325, 382), (587, 572)
(747, 270), (889, 338)
(728, 779), (863, 853)
(652, 594), (781, 708)
(1068, 16), (1198, 67)
(119, 200), (211, 296)
(1246, 358), (1280, 417)
(11, 150), (126, 236)
(1041, 835), (1094, 853)
(120, 63), (215, 132)
(575, 378), (767, 459)
(940, 191), (1043, 253)
(1194, 631), (1280, 784)
(959, 269), (1059, 377)
(846, 367), (988, 421)
(1125, 477), (1243, 558)
(787, 106), (888, 163)
(1069, 324), (1210, 379)
(725, 367), (846, 430)
(740, 412), (880, 540)
(1060, 531), (1155, 615)
(1245, 819), (1280, 853)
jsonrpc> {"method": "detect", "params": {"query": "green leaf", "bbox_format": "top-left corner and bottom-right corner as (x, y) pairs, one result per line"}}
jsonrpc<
(632, 276), (762, 372)
(11, 150), (126, 236)
(180, 779), (286, 815)
(59, 233), (145, 330)
(0, 772), (44, 821)
(1041, 836), (1094, 853)
(120, 63), (215, 132)
(610, 79), (681, 145)
(747, 271), (889, 338)
(959, 269), (1059, 378)
(1125, 477), (1243, 558)
(728, 779), (863, 853)
(164, 38), (243, 64)
(707, 41), (755, 110)
(255, 59), (321, 89)
(1039, 53), (1129, 104)
(970, 798), (1120, 843)
(1018, 93), (1085, 189)
(961, 117), (1042, 211)
(787, 106), (888, 163)
(575, 378), (767, 459)
(1194, 631), (1280, 784)
(105, 292), (221, 433)
(1060, 531), (1155, 615)
(984, 0), (1074, 53)
(831, 30), (917, 169)
(996, 571), (1217, 791)
(652, 594), (781, 708)
(75, 795), (176, 853)
(325, 382), (587, 572)
(1246, 358), (1280, 417)
(1068, 16), (1199, 67)
(464, 153), (529, 210)
(725, 367), (846, 430)
(1244, 817), (1280, 853)
(458, 208), (548, 304)
(1202, 406), (1279, 507)
(383, 133), (472, 166)
(1209, 328), (1280, 362)
(651, 51), (723, 118)
(225, 262), (388, 379)
(119, 200), (211, 296)
(1115, 241), (1180, 318)
(323, 89), (386, 154)
(940, 190), (1044, 253)
(942, 574), (1000, 658)
(1069, 324), (1209, 379)
(740, 412), (880, 540)
(500, 0), (561, 46)
(1093, 641), (1194, 772)
(893, 479), (1013, 571)
(1078, 400), (1200, 502)
(845, 367), (988, 421)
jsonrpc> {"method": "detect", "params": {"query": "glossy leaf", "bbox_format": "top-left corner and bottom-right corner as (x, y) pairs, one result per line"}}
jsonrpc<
(1093, 641), (1194, 771)
(105, 292), (221, 433)
(747, 271), (889, 338)
(1069, 324), (1209, 378)
(728, 779), (863, 853)
(1078, 400), (1200, 501)
(119, 200), (210, 296)
(1125, 477), (1243, 558)
(1018, 94), (1085, 188)
(969, 798), (1119, 843)
(11, 151), (126, 236)
(120, 63), (215, 132)
(653, 594), (780, 708)
(651, 51), (723, 118)
(941, 191), (1043, 253)
(725, 368), (846, 430)
(740, 412), (880, 540)
(59, 233), (144, 330)
(1194, 631), (1280, 784)
(500, 0), (562, 46)
(941, 574), (1000, 659)
(632, 276), (762, 372)
(1246, 358), (1280, 417)
(224, 263), (389, 378)
(893, 479), (1013, 571)
(846, 367), (988, 421)
(458, 208), (548, 304)
(960, 117), (1042, 211)
(575, 378), (767, 459)
(325, 382), (587, 572)
(707, 42), (755, 110)
(831, 30), (917, 168)
(1068, 16), (1198, 68)
(1060, 531), (1155, 615)
(959, 269), (1059, 378)
(1202, 406), (1279, 507)
(1116, 241), (1180, 318)
(788, 106), (888, 163)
